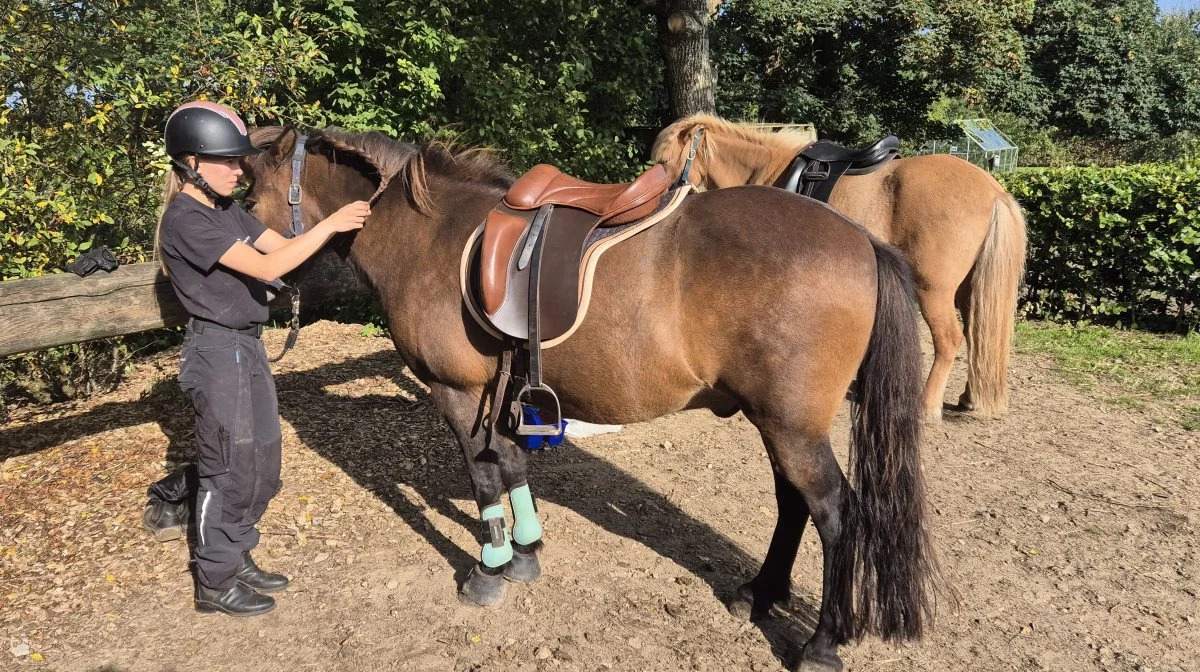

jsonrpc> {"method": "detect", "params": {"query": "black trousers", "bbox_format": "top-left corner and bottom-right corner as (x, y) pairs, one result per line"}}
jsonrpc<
(149, 324), (282, 591)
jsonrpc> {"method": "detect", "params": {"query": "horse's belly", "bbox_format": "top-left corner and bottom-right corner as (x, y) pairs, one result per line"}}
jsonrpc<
(537, 251), (702, 424)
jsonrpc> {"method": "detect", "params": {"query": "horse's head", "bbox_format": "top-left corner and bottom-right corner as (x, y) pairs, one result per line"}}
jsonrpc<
(650, 114), (809, 190)
(242, 126), (406, 240)
(244, 126), (511, 244)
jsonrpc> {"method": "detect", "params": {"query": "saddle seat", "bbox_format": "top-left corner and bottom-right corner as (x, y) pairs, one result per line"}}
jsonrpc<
(800, 135), (900, 168)
(505, 163), (673, 226)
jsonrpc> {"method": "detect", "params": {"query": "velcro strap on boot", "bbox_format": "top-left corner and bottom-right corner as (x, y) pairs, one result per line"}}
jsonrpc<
(479, 516), (507, 547)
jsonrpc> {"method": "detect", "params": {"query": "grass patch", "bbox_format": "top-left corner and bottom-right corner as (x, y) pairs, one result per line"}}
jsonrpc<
(1015, 321), (1200, 429)
(1183, 407), (1200, 431)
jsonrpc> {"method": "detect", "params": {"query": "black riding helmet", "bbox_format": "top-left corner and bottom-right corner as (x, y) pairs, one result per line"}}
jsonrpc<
(164, 101), (261, 159)
(164, 101), (260, 203)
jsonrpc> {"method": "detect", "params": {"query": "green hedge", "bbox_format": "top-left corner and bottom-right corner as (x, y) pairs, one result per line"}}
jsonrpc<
(999, 162), (1200, 331)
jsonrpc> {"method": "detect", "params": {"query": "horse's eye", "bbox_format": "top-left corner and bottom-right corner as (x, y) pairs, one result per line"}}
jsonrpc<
(245, 199), (257, 212)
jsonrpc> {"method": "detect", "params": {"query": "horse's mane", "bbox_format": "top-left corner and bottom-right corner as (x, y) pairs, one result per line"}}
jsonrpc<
(248, 126), (513, 212)
(650, 114), (813, 175)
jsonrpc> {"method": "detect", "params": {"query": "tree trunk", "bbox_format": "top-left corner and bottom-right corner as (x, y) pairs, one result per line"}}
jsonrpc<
(645, 0), (719, 120)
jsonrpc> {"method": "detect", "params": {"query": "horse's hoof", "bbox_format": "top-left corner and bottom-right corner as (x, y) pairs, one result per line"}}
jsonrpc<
(794, 647), (843, 672)
(458, 564), (507, 607)
(794, 660), (843, 672)
(956, 394), (975, 412)
(503, 548), (541, 583)
(728, 581), (756, 620)
(729, 581), (787, 621)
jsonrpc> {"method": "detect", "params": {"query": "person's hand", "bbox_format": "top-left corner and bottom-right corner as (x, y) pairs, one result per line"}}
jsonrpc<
(321, 201), (370, 233)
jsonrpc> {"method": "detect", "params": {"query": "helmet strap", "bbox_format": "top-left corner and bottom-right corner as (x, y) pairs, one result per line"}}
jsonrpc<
(171, 157), (231, 206)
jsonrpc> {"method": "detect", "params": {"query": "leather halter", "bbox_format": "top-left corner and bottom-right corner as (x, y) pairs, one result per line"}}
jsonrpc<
(266, 133), (308, 362)
(286, 135), (309, 239)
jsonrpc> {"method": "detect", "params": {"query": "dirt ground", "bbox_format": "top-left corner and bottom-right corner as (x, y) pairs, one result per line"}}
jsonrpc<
(2, 320), (1197, 672)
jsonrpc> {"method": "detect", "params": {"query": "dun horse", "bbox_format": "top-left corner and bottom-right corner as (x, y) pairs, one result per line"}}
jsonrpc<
(652, 115), (1027, 421)
(243, 126), (939, 671)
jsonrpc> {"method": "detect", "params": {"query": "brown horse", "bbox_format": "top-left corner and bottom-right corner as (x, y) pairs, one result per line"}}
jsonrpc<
(652, 115), (1028, 421)
(243, 126), (939, 671)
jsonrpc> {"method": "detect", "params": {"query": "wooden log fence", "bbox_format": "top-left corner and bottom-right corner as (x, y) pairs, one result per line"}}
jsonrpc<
(0, 252), (367, 357)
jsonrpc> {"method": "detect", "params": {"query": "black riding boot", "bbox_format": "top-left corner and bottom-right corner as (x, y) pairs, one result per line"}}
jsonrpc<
(235, 551), (289, 593)
(194, 581), (276, 617)
(143, 466), (195, 542)
(142, 498), (188, 542)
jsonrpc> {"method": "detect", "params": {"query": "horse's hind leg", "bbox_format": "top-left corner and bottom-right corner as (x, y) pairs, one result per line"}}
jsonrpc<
(751, 426), (854, 672)
(917, 286), (964, 422)
(730, 467), (810, 620)
(954, 281), (975, 410)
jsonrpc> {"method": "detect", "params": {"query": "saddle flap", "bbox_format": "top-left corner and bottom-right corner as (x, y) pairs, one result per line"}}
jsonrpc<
(481, 206), (598, 341)
(480, 209), (529, 316)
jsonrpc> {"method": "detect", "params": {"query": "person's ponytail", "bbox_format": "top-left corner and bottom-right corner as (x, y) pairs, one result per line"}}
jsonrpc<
(153, 166), (185, 276)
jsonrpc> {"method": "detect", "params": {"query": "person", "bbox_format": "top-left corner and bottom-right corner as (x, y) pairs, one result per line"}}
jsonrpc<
(141, 100), (370, 616)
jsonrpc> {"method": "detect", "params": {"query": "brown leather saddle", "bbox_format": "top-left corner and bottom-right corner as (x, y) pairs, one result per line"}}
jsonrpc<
(462, 162), (687, 437)
(773, 135), (900, 202)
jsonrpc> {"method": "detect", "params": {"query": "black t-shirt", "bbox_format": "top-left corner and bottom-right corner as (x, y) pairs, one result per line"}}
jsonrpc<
(159, 192), (271, 329)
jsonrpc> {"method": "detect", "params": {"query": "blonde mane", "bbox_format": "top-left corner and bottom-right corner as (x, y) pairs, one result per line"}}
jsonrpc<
(650, 114), (814, 176)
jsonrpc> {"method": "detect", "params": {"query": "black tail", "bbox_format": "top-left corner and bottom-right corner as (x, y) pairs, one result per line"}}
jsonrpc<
(834, 238), (939, 643)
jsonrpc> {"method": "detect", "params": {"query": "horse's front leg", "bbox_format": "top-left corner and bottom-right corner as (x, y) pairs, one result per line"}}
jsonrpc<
(501, 451), (544, 584)
(428, 384), (542, 606)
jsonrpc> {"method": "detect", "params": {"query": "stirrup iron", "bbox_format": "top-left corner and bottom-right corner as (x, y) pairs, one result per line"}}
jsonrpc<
(515, 383), (563, 436)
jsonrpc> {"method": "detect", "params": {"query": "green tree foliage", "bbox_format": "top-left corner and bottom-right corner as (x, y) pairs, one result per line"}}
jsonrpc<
(712, 1), (1200, 150)
(711, 0), (1033, 143)
(1150, 10), (1200, 137)
(1018, 0), (1161, 140)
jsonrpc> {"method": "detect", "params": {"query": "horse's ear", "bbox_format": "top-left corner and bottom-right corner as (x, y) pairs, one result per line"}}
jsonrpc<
(266, 126), (299, 166)
(651, 120), (698, 165)
(677, 122), (701, 144)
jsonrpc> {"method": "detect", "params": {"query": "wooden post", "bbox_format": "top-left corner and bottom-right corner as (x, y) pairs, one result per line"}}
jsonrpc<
(0, 251), (366, 357)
